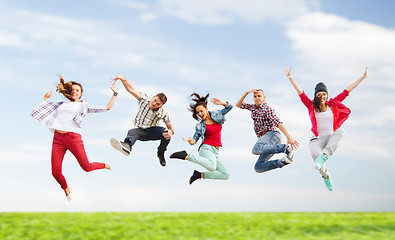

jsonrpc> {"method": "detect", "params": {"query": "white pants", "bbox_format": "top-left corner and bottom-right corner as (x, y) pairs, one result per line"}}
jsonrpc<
(309, 128), (345, 178)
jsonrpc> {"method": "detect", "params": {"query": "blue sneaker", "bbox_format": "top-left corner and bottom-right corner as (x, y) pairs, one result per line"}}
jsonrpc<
(322, 175), (334, 191)
(315, 153), (328, 170)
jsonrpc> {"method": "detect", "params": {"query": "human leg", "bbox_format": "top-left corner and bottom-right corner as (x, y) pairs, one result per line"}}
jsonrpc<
(136, 127), (170, 151)
(323, 128), (345, 156)
(251, 131), (287, 155)
(203, 160), (229, 180)
(309, 136), (333, 189)
(187, 144), (217, 171)
(66, 133), (106, 172)
(253, 132), (286, 173)
(124, 128), (145, 151)
(143, 127), (170, 166)
(51, 132), (68, 190)
(309, 135), (330, 171)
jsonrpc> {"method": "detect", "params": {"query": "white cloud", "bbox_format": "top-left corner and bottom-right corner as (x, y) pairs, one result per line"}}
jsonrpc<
(285, 11), (395, 87)
(113, 0), (149, 10)
(159, 0), (316, 25)
(0, 144), (49, 163)
(0, 4), (273, 90)
(141, 13), (158, 22)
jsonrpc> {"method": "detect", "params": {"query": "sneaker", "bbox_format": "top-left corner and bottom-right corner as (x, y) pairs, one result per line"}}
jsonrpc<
(189, 170), (202, 185)
(110, 138), (131, 156)
(157, 151), (166, 167)
(66, 194), (72, 201)
(281, 156), (293, 166)
(314, 153), (328, 170)
(285, 145), (294, 160)
(322, 174), (334, 191)
(170, 150), (188, 160)
(106, 164), (112, 171)
(64, 188), (72, 201)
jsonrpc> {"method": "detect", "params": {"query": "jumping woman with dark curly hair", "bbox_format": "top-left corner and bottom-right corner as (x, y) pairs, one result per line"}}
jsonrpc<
(30, 76), (117, 200)
(170, 93), (233, 184)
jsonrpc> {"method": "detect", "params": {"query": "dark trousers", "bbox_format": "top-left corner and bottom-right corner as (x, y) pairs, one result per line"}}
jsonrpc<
(124, 127), (170, 153)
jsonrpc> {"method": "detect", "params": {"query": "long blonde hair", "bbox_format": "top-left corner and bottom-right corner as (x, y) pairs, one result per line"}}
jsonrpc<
(56, 75), (83, 101)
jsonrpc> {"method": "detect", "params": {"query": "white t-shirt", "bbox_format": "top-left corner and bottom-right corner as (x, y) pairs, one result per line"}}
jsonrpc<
(315, 107), (334, 136)
(50, 102), (83, 134)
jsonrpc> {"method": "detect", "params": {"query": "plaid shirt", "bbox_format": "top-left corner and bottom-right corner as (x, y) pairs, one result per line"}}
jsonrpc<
(240, 102), (281, 138)
(134, 92), (170, 129)
(30, 99), (107, 128)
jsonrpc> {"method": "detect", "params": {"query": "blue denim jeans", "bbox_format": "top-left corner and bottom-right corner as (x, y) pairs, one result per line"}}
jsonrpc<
(252, 131), (287, 173)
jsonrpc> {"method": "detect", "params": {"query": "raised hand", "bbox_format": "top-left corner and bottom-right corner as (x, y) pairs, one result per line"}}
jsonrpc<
(284, 66), (292, 77)
(362, 67), (368, 79)
(111, 74), (126, 84)
(110, 83), (117, 93)
(211, 98), (225, 106)
(247, 89), (259, 94)
(44, 91), (52, 100)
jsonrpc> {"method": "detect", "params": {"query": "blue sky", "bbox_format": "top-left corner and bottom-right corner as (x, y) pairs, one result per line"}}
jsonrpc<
(1, 0), (394, 211)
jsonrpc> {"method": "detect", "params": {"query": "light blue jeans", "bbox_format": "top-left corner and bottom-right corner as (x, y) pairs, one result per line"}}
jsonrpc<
(188, 144), (229, 180)
(252, 131), (287, 173)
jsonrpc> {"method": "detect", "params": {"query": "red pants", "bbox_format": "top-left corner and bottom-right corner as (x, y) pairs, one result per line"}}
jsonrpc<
(51, 131), (105, 190)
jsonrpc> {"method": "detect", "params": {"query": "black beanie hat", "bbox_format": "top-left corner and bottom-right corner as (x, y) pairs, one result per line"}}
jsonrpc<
(314, 82), (328, 96)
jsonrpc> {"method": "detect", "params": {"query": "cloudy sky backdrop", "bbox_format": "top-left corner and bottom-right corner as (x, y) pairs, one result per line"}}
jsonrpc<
(1, 0), (394, 211)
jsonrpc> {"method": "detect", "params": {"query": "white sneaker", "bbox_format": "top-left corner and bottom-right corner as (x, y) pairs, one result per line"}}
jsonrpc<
(110, 138), (131, 156)
(285, 145), (294, 160)
(281, 156), (293, 166)
(66, 193), (72, 201)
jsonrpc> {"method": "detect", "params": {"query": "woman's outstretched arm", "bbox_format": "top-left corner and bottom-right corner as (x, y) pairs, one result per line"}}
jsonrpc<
(106, 84), (118, 110)
(346, 67), (368, 92)
(284, 67), (303, 95)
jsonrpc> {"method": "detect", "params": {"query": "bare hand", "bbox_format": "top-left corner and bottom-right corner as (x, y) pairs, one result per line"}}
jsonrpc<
(211, 98), (225, 106)
(287, 137), (299, 150)
(111, 74), (126, 84)
(110, 84), (117, 93)
(246, 89), (258, 94)
(44, 91), (52, 100)
(163, 129), (173, 140)
(362, 67), (368, 79)
(284, 66), (292, 77)
(182, 137), (195, 145)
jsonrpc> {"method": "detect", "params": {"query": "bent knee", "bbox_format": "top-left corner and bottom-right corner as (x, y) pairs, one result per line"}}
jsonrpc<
(251, 147), (260, 155)
(81, 166), (93, 172)
(254, 165), (262, 173)
(207, 165), (216, 171)
(222, 172), (230, 180)
(336, 128), (345, 136)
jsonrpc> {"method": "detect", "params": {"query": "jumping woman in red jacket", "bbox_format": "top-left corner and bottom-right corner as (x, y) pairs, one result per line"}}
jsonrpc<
(284, 67), (368, 191)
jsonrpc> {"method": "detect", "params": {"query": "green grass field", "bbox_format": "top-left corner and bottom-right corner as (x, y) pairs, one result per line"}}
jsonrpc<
(0, 212), (394, 240)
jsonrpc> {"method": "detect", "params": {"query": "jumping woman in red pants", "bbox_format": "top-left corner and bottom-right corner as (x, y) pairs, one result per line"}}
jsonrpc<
(31, 76), (117, 200)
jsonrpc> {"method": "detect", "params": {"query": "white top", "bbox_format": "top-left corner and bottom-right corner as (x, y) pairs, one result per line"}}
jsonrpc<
(50, 102), (83, 134)
(315, 107), (334, 136)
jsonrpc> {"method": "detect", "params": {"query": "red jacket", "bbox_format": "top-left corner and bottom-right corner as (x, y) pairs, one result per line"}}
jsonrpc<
(299, 89), (351, 137)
